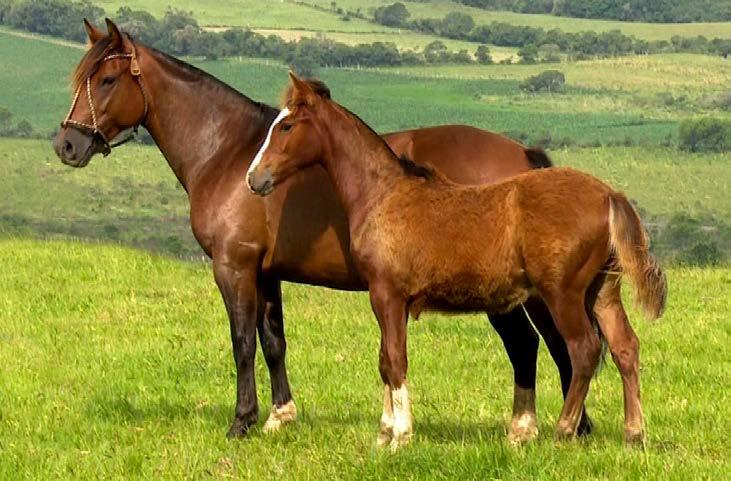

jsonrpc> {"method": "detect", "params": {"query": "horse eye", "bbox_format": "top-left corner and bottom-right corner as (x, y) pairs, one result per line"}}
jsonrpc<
(101, 76), (116, 86)
(280, 123), (293, 132)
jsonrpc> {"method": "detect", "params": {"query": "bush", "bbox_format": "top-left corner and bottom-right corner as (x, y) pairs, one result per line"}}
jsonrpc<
(677, 242), (723, 266)
(475, 45), (493, 64)
(678, 118), (731, 153)
(520, 70), (566, 93)
(373, 2), (410, 27)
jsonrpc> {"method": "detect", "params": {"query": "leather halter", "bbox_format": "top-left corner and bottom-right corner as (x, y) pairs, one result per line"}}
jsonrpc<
(61, 41), (149, 157)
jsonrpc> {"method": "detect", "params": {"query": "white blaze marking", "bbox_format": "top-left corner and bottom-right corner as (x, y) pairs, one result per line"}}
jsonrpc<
(246, 108), (290, 190)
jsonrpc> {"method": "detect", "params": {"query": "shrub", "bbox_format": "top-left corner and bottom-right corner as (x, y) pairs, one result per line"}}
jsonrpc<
(475, 45), (493, 64)
(373, 2), (410, 27)
(677, 241), (722, 266)
(520, 70), (566, 93)
(678, 117), (731, 152)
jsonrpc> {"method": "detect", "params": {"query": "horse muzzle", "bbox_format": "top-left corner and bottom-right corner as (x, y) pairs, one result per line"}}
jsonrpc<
(247, 167), (275, 196)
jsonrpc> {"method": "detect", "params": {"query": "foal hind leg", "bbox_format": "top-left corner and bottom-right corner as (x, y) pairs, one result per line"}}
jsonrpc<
(593, 278), (645, 446)
(526, 299), (594, 436)
(258, 279), (297, 433)
(487, 309), (539, 444)
(546, 295), (603, 439)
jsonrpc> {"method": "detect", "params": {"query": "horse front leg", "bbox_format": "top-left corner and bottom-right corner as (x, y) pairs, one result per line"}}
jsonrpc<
(369, 283), (410, 450)
(257, 279), (297, 433)
(214, 258), (262, 438)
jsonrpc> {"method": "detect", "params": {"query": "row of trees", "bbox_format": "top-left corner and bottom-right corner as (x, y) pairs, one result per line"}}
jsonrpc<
(0, 0), (484, 70)
(372, 3), (731, 58)
(456, 0), (730, 23)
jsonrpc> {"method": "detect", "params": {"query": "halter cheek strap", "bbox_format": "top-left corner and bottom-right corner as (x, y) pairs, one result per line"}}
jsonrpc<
(61, 43), (149, 157)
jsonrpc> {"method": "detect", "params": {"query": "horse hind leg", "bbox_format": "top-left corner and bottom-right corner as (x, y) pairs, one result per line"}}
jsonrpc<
(487, 309), (539, 445)
(546, 294), (603, 439)
(592, 276), (645, 446)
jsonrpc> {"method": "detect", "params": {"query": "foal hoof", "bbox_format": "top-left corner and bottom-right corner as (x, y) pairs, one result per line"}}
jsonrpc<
(577, 413), (594, 437)
(508, 413), (539, 446)
(262, 400), (298, 434)
(554, 421), (578, 441)
(388, 431), (413, 452)
(376, 424), (394, 448)
(624, 428), (646, 448)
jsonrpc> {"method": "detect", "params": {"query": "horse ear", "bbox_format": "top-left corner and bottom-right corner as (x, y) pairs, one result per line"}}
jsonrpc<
(105, 18), (122, 49)
(288, 71), (319, 106)
(83, 18), (105, 45)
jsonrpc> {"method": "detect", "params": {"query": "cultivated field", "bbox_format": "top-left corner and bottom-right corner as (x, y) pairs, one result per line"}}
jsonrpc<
(0, 239), (728, 479)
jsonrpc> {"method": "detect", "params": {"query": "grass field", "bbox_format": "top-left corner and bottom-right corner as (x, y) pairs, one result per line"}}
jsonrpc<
(305, 0), (731, 41)
(0, 239), (728, 479)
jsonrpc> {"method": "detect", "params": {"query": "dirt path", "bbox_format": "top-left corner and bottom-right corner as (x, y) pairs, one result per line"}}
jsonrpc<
(0, 27), (84, 50)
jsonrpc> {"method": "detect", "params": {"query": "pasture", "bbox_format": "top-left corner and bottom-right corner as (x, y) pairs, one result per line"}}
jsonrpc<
(0, 2), (729, 479)
(0, 239), (728, 479)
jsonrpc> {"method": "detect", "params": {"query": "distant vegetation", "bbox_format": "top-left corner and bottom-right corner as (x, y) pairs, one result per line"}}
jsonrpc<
(456, 0), (731, 23)
(369, 2), (731, 58)
(679, 118), (731, 153)
(520, 70), (566, 93)
(0, 106), (39, 138)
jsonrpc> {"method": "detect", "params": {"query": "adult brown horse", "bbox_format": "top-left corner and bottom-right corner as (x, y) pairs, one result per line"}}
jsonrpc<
(53, 19), (588, 442)
(246, 73), (667, 449)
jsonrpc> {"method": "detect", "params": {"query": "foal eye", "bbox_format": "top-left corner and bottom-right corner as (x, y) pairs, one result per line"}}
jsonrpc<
(101, 76), (116, 86)
(280, 123), (293, 132)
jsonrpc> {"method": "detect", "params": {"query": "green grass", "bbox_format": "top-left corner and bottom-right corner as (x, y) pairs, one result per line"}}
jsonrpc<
(0, 238), (728, 479)
(306, 0), (731, 41)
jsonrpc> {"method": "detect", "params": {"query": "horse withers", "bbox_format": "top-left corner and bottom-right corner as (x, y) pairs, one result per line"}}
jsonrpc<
(247, 73), (667, 449)
(53, 18), (588, 442)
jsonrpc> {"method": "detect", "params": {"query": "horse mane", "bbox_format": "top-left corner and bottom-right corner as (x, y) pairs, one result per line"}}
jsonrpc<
(71, 36), (116, 91)
(397, 154), (435, 180)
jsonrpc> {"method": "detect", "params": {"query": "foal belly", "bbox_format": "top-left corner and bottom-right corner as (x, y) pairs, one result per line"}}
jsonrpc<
(412, 270), (532, 316)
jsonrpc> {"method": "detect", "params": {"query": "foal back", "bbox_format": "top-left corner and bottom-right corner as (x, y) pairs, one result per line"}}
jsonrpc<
(359, 167), (613, 315)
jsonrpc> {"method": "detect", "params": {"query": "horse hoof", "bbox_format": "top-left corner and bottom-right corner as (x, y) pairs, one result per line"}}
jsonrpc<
(226, 416), (255, 438)
(376, 430), (393, 448)
(508, 413), (538, 446)
(262, 400), (297, 434)
(624, 428), (646, 448)
(577, 412), (594, 437)
(554, 421), (577, 441)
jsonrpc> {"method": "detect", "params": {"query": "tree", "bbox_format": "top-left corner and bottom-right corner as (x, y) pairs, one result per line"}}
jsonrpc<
(439, 12), (475, 39)
(520, 70), (566, 93)
(373, 2), (410, 27)
(423, 40), (448, 63)
(475, 45), (493, 64)
(517, 43), (538, 64)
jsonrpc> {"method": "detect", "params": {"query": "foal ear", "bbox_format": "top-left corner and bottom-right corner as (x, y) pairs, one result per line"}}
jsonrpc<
(288, 71), (320, 107)
(105, 18), (123, 49)
(83, 19), (105, 45)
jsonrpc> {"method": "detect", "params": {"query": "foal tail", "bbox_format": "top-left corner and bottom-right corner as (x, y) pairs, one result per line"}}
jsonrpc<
(608, 193), (667, 320)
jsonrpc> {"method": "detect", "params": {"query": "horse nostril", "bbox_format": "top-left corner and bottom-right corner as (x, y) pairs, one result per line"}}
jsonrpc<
(63, 140), (75, 156)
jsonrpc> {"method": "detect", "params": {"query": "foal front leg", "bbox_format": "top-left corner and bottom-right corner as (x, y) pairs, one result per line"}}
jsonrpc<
(214, 258), (261, 438)
(369, 285), (411, 450)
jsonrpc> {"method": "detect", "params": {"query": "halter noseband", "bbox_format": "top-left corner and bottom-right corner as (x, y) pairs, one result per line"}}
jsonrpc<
(61, 43), (149, 157)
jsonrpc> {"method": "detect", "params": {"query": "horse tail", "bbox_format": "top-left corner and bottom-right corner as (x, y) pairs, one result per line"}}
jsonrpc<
(525, 147), (553, 169)
(608, 193), (667, 320)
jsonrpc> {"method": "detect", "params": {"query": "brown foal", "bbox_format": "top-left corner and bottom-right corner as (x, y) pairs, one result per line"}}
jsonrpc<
(247, 73), (667, 449)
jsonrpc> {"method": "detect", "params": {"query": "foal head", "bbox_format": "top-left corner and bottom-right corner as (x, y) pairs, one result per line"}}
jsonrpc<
(246, 73), (330, 196)
(53, 19), (148, 167)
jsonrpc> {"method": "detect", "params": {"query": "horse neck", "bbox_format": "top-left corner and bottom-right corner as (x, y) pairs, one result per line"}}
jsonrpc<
(138, 47), (276, 193)
(320, 103), (405, 230)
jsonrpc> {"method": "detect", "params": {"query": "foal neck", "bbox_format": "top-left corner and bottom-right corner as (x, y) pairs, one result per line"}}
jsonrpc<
(138, 47), (277, 193)
(320, 103), (413, 229)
